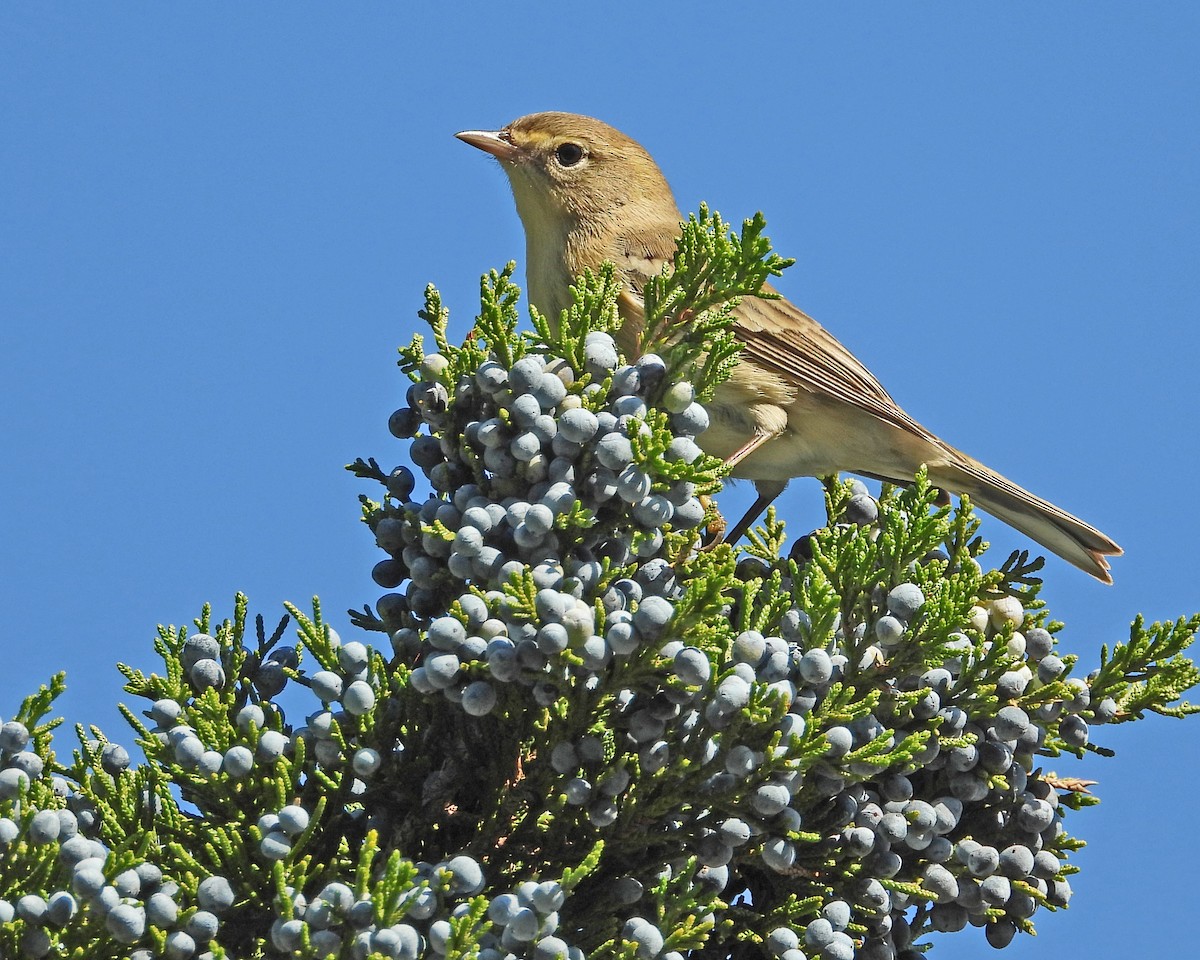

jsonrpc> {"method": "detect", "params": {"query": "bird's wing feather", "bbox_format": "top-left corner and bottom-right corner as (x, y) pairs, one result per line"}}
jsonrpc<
(614, 240), (939, 446)
(734, 287), (939, 444)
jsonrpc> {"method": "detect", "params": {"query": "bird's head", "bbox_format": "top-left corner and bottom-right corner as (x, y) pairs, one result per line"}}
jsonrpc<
(456, 112), (679, 238)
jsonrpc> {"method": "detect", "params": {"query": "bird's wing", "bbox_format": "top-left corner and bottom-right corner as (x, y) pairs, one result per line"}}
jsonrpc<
(616, 249), (938, 445)
(733, 286), (937, 442)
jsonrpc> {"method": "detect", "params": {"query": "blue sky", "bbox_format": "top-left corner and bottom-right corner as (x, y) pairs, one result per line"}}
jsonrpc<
(1, 4), (1196, 956)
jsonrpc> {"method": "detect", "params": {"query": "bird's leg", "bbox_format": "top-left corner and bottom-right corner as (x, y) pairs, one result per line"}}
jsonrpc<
(701, 432), (788, 548)
(725, 431), (774, 470)
(722, 479), (789, 546)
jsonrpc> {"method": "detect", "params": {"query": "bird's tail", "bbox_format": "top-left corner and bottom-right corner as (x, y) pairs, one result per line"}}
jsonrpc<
(925, 455), (1122, 583)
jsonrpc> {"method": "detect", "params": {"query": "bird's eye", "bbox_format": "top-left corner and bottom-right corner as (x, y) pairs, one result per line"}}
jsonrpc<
(554, 142), (585, 167)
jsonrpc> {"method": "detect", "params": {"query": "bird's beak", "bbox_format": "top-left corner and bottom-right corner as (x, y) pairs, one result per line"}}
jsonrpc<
(455, 128), (524, 163)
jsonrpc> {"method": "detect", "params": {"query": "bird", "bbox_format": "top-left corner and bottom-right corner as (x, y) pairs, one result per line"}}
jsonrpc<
(455, 111), (1122, 582)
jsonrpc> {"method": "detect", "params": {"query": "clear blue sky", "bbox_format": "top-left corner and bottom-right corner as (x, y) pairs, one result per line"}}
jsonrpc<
(2, 5), (1196, 956)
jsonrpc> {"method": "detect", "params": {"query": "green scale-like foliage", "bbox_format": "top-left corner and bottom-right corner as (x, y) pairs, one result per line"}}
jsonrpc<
(0, 210), (1194, 960)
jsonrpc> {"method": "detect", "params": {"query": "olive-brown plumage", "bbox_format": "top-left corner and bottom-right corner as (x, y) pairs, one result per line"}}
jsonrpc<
(457, 112), (1122, 582)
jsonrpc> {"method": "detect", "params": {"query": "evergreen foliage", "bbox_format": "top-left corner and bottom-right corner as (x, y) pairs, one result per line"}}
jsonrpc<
(0, 211), (1195, 959)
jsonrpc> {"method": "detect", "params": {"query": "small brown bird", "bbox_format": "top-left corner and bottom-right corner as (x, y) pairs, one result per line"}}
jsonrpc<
(457, 112), (1122, 582)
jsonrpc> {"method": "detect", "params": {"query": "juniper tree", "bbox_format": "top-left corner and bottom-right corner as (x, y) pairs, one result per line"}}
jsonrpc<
(0, 209), (1195, 960)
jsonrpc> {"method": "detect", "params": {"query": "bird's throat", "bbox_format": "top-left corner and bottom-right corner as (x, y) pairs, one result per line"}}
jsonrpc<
(523, 232), (575, 326)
